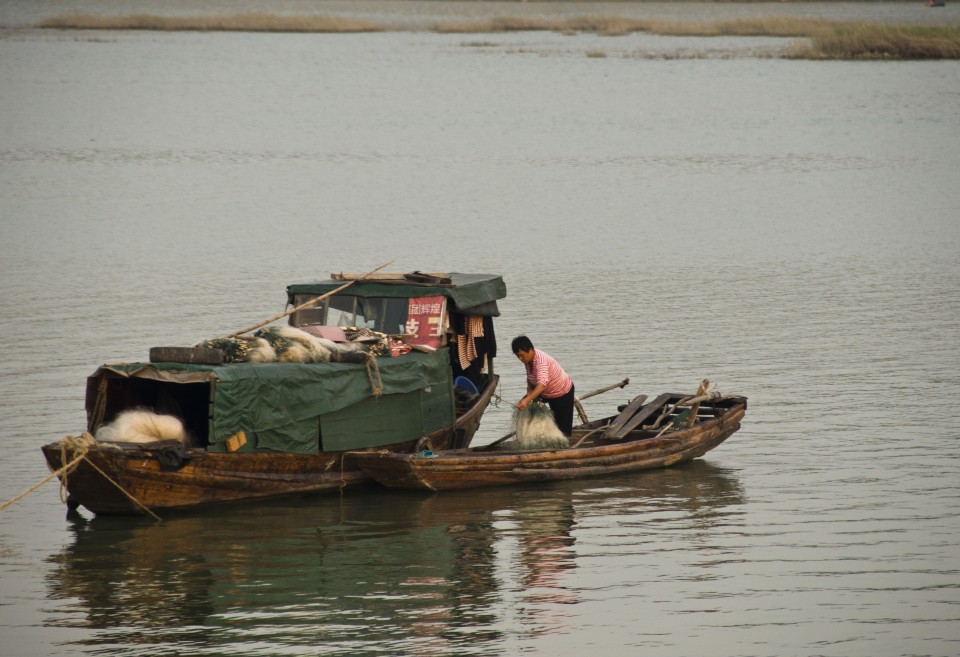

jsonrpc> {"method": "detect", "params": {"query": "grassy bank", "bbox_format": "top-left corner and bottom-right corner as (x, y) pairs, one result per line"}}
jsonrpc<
(431, 16), (832, 37)
(38, 13), (384, 33)
(36, 13), (960, 59)
(788, 23), (960, 59)
(433, 15), (960, 57)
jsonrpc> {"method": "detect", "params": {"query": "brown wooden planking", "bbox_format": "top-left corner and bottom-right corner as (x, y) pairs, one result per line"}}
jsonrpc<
(602, 394), (648, 436)
(605, 393), (675, 440)
(349, 404), (747, 491)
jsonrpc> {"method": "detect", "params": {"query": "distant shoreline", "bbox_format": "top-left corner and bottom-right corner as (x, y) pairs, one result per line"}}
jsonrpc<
(32, 12), (960, 59)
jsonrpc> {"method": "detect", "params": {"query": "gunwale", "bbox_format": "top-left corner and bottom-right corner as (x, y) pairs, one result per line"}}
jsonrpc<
(351, 396), (747, 491)
(41, 374), (499, 514)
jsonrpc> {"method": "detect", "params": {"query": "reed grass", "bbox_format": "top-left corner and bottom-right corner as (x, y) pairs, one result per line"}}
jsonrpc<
(36, 13), (960, 59)
(433, 15), (960, 59)
(39, 13), (384, 33)
(787, 23), (960, 59)
(431, 16), (832, 37)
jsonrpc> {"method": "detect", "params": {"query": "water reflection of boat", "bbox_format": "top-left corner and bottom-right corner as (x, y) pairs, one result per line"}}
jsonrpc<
(46, 462), (744, 651)
(41, 271), (506, 515)
(353, 393), (746, 490)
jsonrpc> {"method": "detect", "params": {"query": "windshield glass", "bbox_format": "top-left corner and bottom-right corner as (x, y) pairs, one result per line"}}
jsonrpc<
(290, 295), (410, 335)
(291, 294), (447, 347)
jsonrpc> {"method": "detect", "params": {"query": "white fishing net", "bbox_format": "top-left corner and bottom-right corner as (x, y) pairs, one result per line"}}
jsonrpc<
(510, 401), (569, 450)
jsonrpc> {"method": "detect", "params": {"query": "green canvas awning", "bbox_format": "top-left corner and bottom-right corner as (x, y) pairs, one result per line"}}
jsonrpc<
(92, 349), (455, 454)
(286, 272), (506, 312)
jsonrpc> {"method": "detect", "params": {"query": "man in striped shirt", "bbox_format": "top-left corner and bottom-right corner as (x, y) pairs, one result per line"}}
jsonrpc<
(512, 335), (576, 437)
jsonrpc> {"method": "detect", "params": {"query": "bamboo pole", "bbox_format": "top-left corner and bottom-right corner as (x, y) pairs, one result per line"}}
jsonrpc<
(478, 431), (516, 451)
(226, 259), (394, 338)
(574, 399), (588, 424)
(685, 379), (709, 428)
(577, 377), (629, 402)
(573, 377), (627, 424)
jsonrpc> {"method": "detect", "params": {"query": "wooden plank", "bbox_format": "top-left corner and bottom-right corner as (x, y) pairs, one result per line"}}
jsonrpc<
(149, 346), (224, 365)
(602, 394), (648, 437)
(605, 393), (675, 440)
(331, 272), (449, 282)
(331, 273), (407, 280)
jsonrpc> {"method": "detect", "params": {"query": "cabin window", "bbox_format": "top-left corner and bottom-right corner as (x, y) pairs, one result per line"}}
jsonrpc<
(291, 294), (447, 347)
(292, 295), (411, 334)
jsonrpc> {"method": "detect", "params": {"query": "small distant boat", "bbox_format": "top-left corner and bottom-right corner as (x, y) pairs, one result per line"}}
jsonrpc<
(927, 0), (945, 7)
(351, 387), (747, 491)
(42, 269), (506, 515)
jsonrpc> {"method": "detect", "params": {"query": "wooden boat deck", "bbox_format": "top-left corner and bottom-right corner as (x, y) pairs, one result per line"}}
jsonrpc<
(352, 395), (747, 491)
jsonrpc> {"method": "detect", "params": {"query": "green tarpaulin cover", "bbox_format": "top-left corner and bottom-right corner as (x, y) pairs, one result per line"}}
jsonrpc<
(286, 273), (506, 311)
(93, 349), (455, 454)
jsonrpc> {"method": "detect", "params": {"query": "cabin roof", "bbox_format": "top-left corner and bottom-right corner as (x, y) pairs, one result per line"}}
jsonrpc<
(287, 272), (506, 312)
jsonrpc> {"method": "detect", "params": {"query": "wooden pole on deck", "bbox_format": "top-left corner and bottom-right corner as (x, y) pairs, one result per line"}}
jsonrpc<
(226, 259), (394, 338)
(573, 377), (628, 423)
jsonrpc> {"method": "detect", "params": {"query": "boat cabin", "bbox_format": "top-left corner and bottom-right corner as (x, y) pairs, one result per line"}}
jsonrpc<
(84, 272), (506, 455)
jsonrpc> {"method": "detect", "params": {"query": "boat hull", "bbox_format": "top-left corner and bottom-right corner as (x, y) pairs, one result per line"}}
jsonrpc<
(353, 398), (746, 491)
(42, 375), (498, 514)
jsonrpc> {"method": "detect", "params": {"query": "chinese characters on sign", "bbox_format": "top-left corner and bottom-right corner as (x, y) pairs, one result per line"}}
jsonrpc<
(405, 296), (446, 348)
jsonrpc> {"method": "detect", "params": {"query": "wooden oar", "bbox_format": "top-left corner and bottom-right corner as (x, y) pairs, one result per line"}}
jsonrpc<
(226, 259), (394, 338)
(479, 377), (630, 451)
(478, 430), (516, 451)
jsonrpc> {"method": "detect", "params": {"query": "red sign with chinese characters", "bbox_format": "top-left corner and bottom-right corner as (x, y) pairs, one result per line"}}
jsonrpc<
(405, 296), (446, 348)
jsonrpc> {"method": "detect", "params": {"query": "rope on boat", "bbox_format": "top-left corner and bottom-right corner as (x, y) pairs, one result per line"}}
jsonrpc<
(74, 445), (162, 522)
(226, 259), (394, 338)
(363, 353), (383, 397)
(0, 434), (161, 521)
(0, 438), (89, 513)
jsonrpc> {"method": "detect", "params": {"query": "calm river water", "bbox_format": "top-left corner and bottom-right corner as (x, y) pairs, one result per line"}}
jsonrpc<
(1, 2), (959, 656)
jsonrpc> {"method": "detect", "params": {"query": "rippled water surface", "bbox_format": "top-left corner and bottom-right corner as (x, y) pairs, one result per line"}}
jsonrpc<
(1, 2), (959, 656)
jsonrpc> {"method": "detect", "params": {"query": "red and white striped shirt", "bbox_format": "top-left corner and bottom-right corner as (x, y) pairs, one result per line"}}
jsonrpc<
(525, 349), (573, 399)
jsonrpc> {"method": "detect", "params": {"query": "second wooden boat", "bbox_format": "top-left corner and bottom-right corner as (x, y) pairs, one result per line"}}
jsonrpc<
(351, 391), (747, 491)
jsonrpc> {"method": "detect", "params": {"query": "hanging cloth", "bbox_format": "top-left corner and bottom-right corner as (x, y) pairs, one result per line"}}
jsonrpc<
(456, 316), (485, 370)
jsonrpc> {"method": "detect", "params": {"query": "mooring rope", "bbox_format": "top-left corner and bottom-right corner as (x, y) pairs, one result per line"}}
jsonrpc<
(58, 435), (88, 502)
(0, 434), (162, 522)
(0, 439), (88, 513)
(364, 353), (383, 397)
(76, 448), (162, 521)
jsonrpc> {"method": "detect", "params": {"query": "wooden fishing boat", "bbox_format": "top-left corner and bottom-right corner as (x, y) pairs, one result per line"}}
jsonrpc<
(351, 390), (747, 491)
(41, 269), (506, 515)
